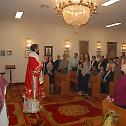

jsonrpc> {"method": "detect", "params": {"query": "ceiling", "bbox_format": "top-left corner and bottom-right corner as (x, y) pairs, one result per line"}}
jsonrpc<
(0, 0), (126, 30)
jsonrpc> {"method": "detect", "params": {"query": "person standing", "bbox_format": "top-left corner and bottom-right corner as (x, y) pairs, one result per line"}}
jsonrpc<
(23, 44), (45, 113)
(91, 56), (98, 71)
(101, 66), (114, 93)
(81, 53), (91, 98)
(112, 63), (126, 108)
(43, 56), (49, 74)
(77, 61), (83, 95)
(47, 57), (55, 93)
(71, 53), (79, 71)
(98, 56), (106, 71)
(59, 54), (69, 73)
(54, 55), (61, 71)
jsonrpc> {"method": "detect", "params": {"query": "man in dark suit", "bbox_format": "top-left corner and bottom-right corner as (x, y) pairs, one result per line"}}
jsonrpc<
(91, 56), (98, 71)
(54, 55), (61, 71)
(101, 66), (114, 93)
(98, 56), (107, 71)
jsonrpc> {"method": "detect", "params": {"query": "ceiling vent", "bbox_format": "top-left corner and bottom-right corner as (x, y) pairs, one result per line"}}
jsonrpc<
(40, 4), (50, 9)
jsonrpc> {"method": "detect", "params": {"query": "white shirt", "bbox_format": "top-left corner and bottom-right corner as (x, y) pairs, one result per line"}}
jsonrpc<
(71, 57), (79, 68)
(81, 61), (91, 76)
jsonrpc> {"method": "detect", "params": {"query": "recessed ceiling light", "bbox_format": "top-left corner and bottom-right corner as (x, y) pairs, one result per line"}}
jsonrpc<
(102, 0), (120, 6)
(15, 12), (23, 19)
(106, 22), (121, 28)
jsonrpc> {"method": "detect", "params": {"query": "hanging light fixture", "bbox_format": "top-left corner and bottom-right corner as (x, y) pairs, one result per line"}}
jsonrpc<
(53, 0), (99, 30)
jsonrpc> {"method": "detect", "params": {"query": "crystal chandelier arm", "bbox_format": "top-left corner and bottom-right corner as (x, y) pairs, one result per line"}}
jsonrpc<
(55, 0), (97, 16)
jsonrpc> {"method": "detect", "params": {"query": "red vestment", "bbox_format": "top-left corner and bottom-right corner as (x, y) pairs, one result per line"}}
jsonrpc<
(24, 56), (44, 99)
(23, 51), (45, 113)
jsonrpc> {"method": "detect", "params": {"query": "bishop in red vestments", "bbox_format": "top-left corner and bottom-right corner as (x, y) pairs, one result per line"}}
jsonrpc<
(23, 44), (45, 113)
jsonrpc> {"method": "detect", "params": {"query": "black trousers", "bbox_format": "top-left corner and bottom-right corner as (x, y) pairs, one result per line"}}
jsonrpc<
(82, 74), (90, 94)
(78, 73), (90, 94)
(78, 71), (83, 91)
(101, 80), (109, 93)
(48, 73), (55, 93)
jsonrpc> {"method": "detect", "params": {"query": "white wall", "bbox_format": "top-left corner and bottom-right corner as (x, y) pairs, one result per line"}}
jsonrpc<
(0, 21), (126, 83)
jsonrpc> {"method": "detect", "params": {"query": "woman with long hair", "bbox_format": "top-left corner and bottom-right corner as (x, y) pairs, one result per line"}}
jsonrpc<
(47, 57), (55, 93)
(81, 53), (91, 98)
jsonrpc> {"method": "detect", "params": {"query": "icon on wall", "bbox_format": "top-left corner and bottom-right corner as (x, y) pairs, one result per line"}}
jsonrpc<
(44, 46), (53, 56)
(0, 50), (6, 56)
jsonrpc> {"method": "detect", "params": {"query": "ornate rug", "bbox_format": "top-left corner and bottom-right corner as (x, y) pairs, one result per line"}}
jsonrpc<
(7, 102), (30, 126)
(7, 84), (105, 126)
(38, 100), (102, 126)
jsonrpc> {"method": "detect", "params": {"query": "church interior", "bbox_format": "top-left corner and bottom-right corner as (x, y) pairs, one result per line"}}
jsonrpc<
(0, 0), (126, 126)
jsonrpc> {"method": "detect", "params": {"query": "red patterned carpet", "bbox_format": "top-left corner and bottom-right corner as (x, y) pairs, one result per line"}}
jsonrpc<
(6, 84), (106, 126)
(38, 100), (102, 126)
(7, 84), (45, 126)
(7, 102), (30, 126)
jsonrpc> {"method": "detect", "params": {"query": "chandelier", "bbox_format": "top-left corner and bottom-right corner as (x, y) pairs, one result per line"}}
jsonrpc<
(54, 0), (99, 29)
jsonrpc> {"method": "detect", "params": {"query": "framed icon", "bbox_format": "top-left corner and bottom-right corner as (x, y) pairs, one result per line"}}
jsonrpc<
(44, 46), (53, 56)
(0, 50), (5, 56)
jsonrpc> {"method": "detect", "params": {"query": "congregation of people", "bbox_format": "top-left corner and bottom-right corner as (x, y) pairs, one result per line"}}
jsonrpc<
(42, 52), (126, 108)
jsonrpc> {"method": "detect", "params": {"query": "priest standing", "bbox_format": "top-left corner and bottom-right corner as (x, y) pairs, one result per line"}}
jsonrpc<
(23, 44), (45, 113)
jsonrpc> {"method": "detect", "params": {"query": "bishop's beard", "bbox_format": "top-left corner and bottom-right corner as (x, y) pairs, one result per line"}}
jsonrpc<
(36, 51), (39, 55)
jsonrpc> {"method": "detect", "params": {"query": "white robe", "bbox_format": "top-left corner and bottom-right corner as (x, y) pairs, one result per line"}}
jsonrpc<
(0, 101), (9, 126)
